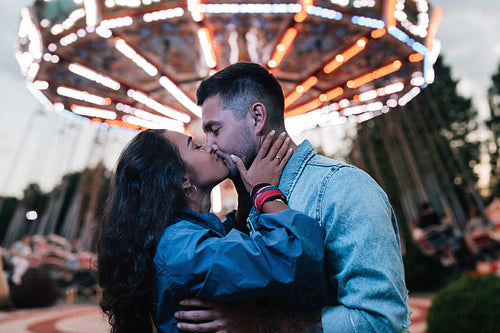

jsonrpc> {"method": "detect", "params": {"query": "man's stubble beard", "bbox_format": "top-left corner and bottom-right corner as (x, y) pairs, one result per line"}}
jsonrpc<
(238, 125), (258, 168)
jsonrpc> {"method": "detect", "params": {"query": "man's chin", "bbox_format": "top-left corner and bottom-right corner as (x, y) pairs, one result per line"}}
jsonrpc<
(223, 158), (239, 177)
(228, 164), (239, 177)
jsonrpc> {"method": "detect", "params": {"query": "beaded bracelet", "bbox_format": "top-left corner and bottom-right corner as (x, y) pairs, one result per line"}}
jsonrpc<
(250, 183), (288, 214)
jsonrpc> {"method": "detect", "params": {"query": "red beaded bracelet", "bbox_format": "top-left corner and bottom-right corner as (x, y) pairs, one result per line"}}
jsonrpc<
(250, 183), (288, 214)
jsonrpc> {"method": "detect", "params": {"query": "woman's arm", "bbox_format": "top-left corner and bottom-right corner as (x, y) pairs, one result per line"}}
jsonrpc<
(155, 132), (317, 298)
(156, 208), (324, 302)
(232, 175), (252, 233)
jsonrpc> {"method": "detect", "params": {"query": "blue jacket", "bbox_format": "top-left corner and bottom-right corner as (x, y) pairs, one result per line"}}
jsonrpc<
(151, 207), (327, 332)
(264, 140), (410, 332)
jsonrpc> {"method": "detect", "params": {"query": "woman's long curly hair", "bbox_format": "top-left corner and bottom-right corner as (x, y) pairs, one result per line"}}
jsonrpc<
(95, 129), (188, 333)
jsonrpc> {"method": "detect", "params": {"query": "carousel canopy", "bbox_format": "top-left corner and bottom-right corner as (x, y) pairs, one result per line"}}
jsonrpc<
(15, 0), (441, 134)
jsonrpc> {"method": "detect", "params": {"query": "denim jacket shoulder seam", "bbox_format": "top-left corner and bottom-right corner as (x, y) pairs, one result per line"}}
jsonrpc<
(316, 164), (354, 230)
(316, 168), (335, 228)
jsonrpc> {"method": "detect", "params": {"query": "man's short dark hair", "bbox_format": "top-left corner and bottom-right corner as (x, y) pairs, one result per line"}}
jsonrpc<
(196, 62), (285, 127)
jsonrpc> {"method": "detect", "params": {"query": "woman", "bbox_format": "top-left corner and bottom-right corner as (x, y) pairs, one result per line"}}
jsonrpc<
(96, 129), (327, 333)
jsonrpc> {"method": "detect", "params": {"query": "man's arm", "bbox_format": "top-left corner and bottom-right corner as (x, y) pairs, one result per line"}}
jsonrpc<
(257, 310), (322, 333)
(177, 167), (410, 333)
(318, 167), (410, 332)
(175, 298), (322, 333)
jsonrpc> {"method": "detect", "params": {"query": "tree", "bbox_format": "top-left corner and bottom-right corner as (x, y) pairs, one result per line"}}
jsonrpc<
(486, 60), (500, 197)
(0, 197), (19, 242)
(350, 55), (482, 290)
(424, 57), (481, 185)
(1, 164), (111, 248)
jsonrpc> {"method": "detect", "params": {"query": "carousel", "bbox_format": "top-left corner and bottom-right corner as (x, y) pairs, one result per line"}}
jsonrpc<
(15, 0), (442, 135)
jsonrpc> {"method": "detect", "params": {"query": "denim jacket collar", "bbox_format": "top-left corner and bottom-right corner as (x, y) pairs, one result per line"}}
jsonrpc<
(247, 140), (315, 222)
(279, 140), (316, 198)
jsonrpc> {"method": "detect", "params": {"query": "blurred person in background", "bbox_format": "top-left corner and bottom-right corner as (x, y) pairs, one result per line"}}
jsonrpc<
(9, 235), (32, 285)
(464, 207), (499, 261)
(0, 248), (10, 303)
(413, 202), (457, 267)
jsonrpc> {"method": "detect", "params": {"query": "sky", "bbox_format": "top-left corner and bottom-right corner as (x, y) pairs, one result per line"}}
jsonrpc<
(0, 0), (499, 197)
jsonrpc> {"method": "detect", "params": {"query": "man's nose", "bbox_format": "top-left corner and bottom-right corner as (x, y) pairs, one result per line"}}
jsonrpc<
(205, 134), (217, 147)
(201, 144), (217, 153)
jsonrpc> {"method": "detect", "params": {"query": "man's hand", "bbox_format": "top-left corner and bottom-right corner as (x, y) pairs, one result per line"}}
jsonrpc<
(231, 131), (292, 193)
(176, 298), (323, 333)
(175, 298), (261, 333)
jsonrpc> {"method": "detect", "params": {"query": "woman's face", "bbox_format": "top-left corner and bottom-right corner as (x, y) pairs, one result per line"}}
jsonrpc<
(163, 131), (230, 189)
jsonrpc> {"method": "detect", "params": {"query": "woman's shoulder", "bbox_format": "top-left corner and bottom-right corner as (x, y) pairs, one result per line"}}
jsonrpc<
(153, 220), (207, 275)
(154, 211), (225, 264)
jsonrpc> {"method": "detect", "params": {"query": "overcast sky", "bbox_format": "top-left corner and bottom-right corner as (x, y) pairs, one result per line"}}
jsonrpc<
(0, 0), (499, 197)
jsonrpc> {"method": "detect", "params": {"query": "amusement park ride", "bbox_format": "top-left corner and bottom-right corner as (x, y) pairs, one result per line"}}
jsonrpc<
(15, 0), (442, 135)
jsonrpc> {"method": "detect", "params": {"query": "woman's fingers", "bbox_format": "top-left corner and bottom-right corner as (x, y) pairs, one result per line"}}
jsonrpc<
(230, 154), (247, 176)
(279, 147), (293, 167)
(175, 309), (215, 322)
(177, 321), (220, 332)
(257, 130), (275, 159)
(275, 136), (290, 164)
(266, 131), (287, 160)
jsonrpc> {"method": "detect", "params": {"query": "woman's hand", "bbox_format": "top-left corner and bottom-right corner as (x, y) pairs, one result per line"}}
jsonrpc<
(231, 130), (293, 193)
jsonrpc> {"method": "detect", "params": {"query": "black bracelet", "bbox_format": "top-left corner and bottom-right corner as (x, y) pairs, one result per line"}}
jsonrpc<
(250, 183), (272, 203)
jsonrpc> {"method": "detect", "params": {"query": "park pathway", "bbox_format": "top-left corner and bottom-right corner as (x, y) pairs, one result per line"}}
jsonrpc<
(0, 295), (432, 333)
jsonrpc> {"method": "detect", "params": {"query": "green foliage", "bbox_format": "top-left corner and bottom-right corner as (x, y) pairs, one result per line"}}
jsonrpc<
(0, 197), (19, 241)
(54, 172), (81, 233)
(427, 275), (500, 333)
(487, 60), (500, 196)
(1, 165), (111, 248)
(420, 56), (481, 183)
(22, 183), (49, 216)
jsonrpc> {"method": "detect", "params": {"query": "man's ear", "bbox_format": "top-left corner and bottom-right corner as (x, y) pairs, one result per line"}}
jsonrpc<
(250, 102), (267, 135)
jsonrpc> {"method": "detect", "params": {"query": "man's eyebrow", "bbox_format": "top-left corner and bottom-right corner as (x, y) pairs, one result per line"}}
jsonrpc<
(187, 136), (192, 147)
(203, 120), (221, 131)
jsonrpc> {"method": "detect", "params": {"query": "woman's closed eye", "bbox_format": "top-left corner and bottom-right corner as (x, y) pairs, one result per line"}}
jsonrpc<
(191, 141), (202, 150)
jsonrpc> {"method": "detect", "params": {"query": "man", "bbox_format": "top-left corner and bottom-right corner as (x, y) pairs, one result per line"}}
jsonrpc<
(175, 62), (410, 332)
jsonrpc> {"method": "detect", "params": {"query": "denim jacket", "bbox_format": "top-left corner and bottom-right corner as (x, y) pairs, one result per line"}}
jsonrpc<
(151, 207), (326, 333)
(249, 140), (411, 332)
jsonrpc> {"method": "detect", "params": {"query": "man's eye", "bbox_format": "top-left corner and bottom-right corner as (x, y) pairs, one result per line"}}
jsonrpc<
(213, 128), (220, 135)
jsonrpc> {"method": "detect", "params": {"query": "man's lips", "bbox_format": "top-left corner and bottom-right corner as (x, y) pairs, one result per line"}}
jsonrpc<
(215, 151), (238, 176)
(215, 151), (228, 160)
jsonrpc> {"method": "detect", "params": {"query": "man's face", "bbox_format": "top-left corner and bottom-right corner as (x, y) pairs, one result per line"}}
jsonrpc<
(201, 95), (258, 169)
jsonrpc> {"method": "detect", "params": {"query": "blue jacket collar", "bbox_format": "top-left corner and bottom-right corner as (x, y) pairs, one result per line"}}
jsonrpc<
(279, 140), (316, 197)
(176, 207), (226, 235)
